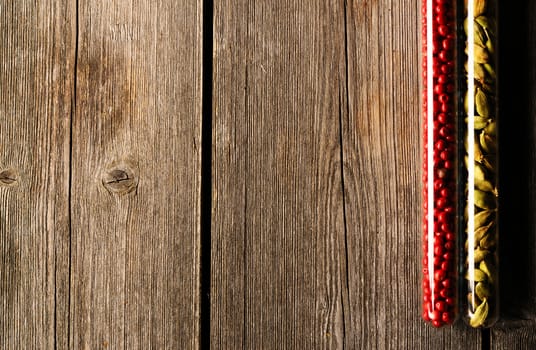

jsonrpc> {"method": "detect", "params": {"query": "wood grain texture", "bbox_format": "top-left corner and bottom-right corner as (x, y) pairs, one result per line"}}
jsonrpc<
(492, 325), (536, 350)
(211, 0), (482, 348)
(211, 1), (349, 348)
(71, 0), (202, 348)
(342, 0), (481, 348)
(0, 1), (75, 349)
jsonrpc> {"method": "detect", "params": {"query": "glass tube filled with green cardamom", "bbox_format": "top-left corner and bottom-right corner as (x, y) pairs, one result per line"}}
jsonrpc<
(461, 0), (499, 328)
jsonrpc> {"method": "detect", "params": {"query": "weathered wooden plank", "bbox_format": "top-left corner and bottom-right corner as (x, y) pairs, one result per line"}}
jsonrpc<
(71, 0), (202, 348)
(0, 1), (75, 349)
(341, 0), (481, 348)
(212, 1), (349, 348)
(492, 325), (536, 350)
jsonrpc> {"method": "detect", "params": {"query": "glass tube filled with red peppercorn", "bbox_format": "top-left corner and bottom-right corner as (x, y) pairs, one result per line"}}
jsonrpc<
(421, 0), (458, 327)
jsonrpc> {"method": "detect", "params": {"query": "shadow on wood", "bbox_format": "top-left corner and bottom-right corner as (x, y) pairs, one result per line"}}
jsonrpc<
(497, 0), (536, 327)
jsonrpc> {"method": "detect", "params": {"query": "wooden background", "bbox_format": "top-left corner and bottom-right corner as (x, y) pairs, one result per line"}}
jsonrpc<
(1, 0), (535, 349)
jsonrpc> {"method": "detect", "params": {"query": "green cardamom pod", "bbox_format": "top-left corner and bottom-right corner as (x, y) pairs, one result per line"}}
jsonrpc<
(474, 248), (490, 263)
(474, 136), (485, 162)
(474, 223), (493, 247)
(474, 210), (495, 229)
(473, 45), (490, 64)
(483, 63), (496, 80)
(474, 162), (488, 182)
(473, 20), (488, 47)
(470, 298), (489, 327)
(480, 132), (497, 154)
(475, 282), (492, 300)
(469, 116), (490, 130)
(481, 155), (496, 173)
(475, 16), (496, 38)
(465, 134), (485, 162)
(469, 62), (488, 83)
(473, 162), (495, 192)
(475, 177), (495, 193)
(485, 39), (495, 55)
(480, 231), (496, 249)
(475, 89), (490, 117)
(474, 188), (497, 210)
(484, 120), (497, 137)
(467, 0), (488, 18)
(468, 292), (482, 312)
(479, 259), (496, 284)
(466, 268), (487, 282)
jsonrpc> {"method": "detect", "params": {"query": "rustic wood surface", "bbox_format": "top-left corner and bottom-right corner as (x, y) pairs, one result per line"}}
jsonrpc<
(1, 0), (536, 349)
(70, 0), (203, 349)
(211, 1), (352, 348)
(343, 1), (481, 348)
(0, 1), (75, 348)
(210, 0), (477, 348)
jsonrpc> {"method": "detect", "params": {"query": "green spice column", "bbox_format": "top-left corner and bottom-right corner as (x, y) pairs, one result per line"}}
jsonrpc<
(461, 0), (499, 328)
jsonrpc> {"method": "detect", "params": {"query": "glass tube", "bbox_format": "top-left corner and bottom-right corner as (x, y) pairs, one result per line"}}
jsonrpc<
(462, 0), (499, 328)
(421, 0), (459, 327)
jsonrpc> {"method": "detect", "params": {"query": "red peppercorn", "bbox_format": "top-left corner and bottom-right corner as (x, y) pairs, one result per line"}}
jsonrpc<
(442, 38), (454, 50)
(437, 168), (447, 179)
(423, 310), (431, 321)
(439, 50), (451, 62)
(440, 223), (451, 233)
(439, 150), (451, 161)
(440, 288), (452, 298)
(436, 197), (447, 209)
(434, 83), (445, 94)
(442, 312), (453, 323)
(439, 126), (452, 138)
(440, 187), (451, 198)
(435, 301), (446, 312)
(438, 25), (449, 36)
(437, 211), (449, 222)
(431, 310), (441, 321)
(422, 0), (457, 327)
(438, 74), (448, 84)
(434, 140), (445, 151)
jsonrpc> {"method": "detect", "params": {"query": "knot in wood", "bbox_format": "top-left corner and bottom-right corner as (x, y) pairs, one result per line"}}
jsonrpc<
(102, 168), (137, 195)
(0, 169), (18, 186)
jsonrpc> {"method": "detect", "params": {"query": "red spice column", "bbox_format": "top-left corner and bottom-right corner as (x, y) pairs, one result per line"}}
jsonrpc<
(421, 0), (458, 327)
